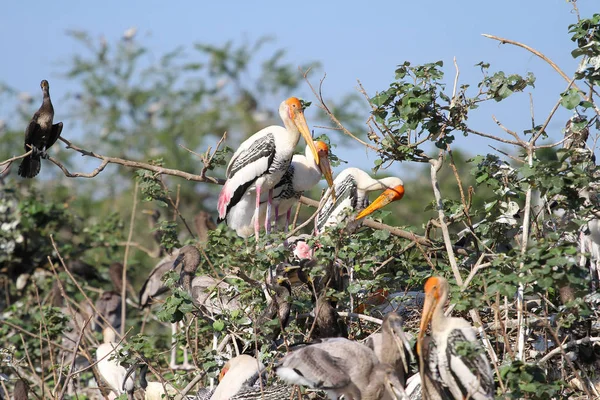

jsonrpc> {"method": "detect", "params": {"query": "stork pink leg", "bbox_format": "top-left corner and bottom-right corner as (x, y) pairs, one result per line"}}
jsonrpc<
(265, 188), (274, 233)
(274, 204), (280, 231)
(254, 185), (261, 241)
(285, 208), (292, 233)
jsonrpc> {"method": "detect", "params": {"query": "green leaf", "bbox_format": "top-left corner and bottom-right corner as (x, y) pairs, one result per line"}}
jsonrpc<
(212, 320), (225, 332)
(560, 88), (580, 110)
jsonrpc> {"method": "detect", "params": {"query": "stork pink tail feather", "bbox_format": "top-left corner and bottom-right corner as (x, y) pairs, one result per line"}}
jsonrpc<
(217, 182), (231, 219)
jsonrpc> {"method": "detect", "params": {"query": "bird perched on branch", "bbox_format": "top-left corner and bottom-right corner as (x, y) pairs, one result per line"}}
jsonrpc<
(218, 97), (332, 240)
(96, 328), (135, 400)
(227, 141), (333, 237)
(316, 167), (404, 234)
(276, 336), (410, 399)
(417, 276), (494, 400)
(18, 80), (63, 178)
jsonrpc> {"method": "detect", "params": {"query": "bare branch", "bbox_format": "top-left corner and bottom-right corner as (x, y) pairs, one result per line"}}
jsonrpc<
(482, 33), (600, 117)
(50, 136), (224, 184)
(0, 150), (32, 166)
(466, 127), (522, 146)
(492, 115), (526, 146)
(301, 68), (378, 151)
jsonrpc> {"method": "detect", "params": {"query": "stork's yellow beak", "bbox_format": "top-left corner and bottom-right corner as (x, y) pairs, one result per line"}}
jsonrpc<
(355, 185), (404, 220)
(293, 112), (319, 166)
(417, 284), (438, 356)
(318, 152), (334, 188)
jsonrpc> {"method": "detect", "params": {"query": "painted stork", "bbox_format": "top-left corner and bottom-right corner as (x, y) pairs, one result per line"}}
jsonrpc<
(138, 248), (193, 369)
(123, 364), (178, 400)
(139, 250), (182, 309)
(316, 167), (404, 234)
(218, 97), (327, 240)
(256, 263), (293, 342)
(94, 262), (124, 332)
(276, 337), (409, 399)
(228, 141), (334, 237)
(365, 312), (415, 386)
(18, 80), (63, 178)
(175, 245), (242, 314)
(263, 140), (333, 231)
(417, 276), (494, 400)
(13, 380), (28, 400)
(96, 327), (135, 400)
(210, 355), (266, 400)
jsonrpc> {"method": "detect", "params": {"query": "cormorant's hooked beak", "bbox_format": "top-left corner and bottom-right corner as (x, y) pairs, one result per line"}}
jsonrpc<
(356, 184), (405, 220)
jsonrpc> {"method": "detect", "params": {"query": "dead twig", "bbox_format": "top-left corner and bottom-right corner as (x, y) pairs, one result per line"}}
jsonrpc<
(43, 136), (225, 184)
(301, 68), (378, 151)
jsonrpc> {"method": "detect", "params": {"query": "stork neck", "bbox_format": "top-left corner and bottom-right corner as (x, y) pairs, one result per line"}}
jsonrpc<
(430, 292), (448, 334)
(304, 146), (319, 170)
(282, 117), (301, 142)
(180, 272), (193, 291)
(103, 328), (116, 344)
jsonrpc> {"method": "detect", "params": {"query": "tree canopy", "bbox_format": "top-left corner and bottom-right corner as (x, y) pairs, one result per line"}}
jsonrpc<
(1, 6), (600, 400)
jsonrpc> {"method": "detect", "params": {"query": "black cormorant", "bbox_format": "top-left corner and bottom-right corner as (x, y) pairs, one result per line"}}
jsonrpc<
(18, 80), (63, 178)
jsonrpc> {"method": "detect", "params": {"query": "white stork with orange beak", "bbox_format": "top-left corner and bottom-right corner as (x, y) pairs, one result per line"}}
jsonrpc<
(218, 97), (328, 240)
(315, 167), (404, 234)
(417, 276), (494, 400)
(230, 141), (334, 237)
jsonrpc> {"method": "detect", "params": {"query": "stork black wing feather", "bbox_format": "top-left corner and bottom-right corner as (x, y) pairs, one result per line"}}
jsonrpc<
(227, 134), (275, 178)
(316, 174), (357, 231)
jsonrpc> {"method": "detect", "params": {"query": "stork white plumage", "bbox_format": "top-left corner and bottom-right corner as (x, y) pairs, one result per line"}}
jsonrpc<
(96, 328), (135, 400)
(417, 277), (494, 400)
(210, 355), (266, 400)
(316, 167), (404, 234)
(218, 97), (328, 240)
(230, 141), (333, 237)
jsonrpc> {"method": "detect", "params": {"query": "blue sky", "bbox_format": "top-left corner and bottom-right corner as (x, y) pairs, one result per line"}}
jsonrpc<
(1, 0), (596, 178)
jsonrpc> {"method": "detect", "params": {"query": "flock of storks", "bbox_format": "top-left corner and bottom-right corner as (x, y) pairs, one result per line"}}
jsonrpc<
(11, 82), (497, 400)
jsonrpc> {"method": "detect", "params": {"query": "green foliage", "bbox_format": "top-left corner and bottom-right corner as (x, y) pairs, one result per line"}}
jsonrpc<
(2, 11), (600, 400)
(500, 361), (564, 399)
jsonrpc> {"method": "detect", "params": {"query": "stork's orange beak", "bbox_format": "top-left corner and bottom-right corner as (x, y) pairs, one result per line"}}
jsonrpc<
(318, 151), (334, 188)
(417, 277), (439, 355)
(292, 111), (319, 165)
(355, 185), (404, 220)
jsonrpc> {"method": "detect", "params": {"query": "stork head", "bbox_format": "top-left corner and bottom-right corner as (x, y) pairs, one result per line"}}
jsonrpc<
(279, 98), (323, 175)
(383, 312), (415, 373)
(218, 354), (265, 384)
(417, 276), (449, 352)
(312, 141), (334, 188)
(355, 178), (404, 220)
